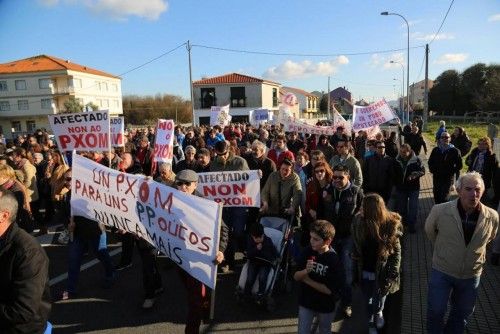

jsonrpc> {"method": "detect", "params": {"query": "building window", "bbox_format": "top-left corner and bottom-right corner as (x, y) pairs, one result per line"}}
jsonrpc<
(15, 80), (27, 90)
(272, 88), (278, 107)
(230, 87), (246, 107)
(12, 121), (21, 132)
(200, 88), (216, 108)
(18, 100), (29, 110)
(111, 83), (118, 92)
(39, 78), (51, 89)
(102, 82), (108, 91)
(74, 78), (82, 88)
(0, 101), (10, 111)
(41, 98), (52, 109)
(0, 81), (7, 91)
(308, 97), (311, 109)
(95, 81), (101, 91)
(26, 120), (36, 132)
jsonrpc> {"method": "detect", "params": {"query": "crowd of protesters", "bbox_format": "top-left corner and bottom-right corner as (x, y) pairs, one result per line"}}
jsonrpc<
(0, 117), (498, 334)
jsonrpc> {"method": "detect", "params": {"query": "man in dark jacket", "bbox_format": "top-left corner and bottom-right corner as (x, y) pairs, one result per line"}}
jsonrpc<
(428, 132), (462, 204)
(394, 144), (425, 233)
(0, 189), (51, 334)
(362, 141), (395, 203)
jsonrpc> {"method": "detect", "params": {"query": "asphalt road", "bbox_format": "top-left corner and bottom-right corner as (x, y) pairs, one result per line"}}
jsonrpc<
(40, 225), (401, 333)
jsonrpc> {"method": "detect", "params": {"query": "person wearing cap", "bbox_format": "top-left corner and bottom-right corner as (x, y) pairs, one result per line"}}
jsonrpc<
(174, 145), (197, 173)
(210, 140), (249, 272)
(174, 169), (229, 334)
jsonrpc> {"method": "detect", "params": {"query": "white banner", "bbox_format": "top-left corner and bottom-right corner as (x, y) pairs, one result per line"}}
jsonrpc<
(250, 109), (272, 126)
(197, 171), (260, 207)
(282, 114), (338, 136)
(332, 109), (352, 133)
(210, 105), (231, 127)
(48, 110), (110, 151)
(110, 116), (125, 147)
(71, 153), (222, 289)
(153, 119), (175, 163)
(352, 99), (396, 131)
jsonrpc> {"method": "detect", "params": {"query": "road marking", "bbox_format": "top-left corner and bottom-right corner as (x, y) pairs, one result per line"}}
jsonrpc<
(49, 248), (122, 286)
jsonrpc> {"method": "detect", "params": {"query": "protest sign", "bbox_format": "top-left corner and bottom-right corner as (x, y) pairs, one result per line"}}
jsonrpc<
(71, 153), (222, 289)
(282, 92), (297, 107)
(110, 116), (125, 147)
(153, 119), (175, 163)
(48, 110), (110, 151)
(197, 170), (260, 207)
(332, 110), (352, 133)
(250, 109), (271, 126)
(352, 99), (396, 131)
(210, 105), (231, 127)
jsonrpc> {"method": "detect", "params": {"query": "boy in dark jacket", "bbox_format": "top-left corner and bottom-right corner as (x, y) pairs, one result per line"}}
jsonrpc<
(294, 220), (344, 334)
(244, 223), (278, 297)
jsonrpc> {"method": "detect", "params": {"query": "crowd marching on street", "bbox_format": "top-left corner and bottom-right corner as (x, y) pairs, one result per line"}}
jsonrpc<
(0, 117), (499, 334)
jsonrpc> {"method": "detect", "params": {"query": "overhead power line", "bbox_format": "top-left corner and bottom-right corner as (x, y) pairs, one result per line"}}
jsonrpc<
(429, 0), (455, 45)
(192, 43), (425, 57)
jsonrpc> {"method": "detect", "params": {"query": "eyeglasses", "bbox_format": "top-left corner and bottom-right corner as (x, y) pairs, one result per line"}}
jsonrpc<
(315, 170), (325, 174)
(333, 175), (345, 180)
(377, 146), (385, 149)
(176, 181), (192, 187)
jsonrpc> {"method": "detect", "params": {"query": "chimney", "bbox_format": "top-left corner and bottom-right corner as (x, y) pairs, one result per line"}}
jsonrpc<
(66, 60), (70, 63)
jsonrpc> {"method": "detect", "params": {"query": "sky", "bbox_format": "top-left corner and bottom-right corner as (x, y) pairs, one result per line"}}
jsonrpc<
(1, 0), (499, 103)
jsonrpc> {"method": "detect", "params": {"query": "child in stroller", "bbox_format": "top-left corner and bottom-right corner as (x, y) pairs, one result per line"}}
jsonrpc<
(243, 222), (278, 302)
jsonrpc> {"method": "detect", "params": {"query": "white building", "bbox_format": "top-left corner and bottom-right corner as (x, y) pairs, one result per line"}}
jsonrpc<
(192, 73), (281, 125)
(0, 55), (122, 139)
(281, 86), (319, 119)
(409, 79), (434, 110)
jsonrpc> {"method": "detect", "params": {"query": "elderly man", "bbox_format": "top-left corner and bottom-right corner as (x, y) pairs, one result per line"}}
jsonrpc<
(0, 189), (51, 333)
(425, 172), (499, 333)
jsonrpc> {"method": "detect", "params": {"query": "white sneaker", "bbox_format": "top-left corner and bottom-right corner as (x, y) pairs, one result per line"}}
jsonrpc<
(58, 229), (70, 245)
(375, 312), (385, 329)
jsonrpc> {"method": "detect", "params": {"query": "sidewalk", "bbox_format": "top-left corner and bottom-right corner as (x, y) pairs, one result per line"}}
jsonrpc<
(400, 154), (500, 333)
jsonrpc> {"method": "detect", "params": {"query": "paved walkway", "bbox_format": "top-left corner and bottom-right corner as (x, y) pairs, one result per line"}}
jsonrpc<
(400, 154), (500, 333)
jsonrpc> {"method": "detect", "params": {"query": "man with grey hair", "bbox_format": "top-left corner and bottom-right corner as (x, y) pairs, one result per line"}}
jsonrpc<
(425, 172), (499, 333)
(0, 189), (51, 333)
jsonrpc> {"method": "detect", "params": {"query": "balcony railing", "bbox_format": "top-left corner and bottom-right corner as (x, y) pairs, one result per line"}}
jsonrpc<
(230, 96), (246, 108)
(200, 97), (217, 109)
(52, 86), (75, 95)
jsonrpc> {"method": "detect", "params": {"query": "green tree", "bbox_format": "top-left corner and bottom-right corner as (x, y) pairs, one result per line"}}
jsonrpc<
(429, 70), (461, 115)
(479, 64), (500, 111)
(460, 63), (487, 112)
(123, 94), (192, 125)
(85, 102), (99, 111)
(63, 97), (83, 113)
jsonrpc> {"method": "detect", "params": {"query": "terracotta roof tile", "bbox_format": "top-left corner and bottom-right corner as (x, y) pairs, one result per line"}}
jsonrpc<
(0, 55), (119, 79)
(281, 86), (316, 97)
(193, 72), (280, 85)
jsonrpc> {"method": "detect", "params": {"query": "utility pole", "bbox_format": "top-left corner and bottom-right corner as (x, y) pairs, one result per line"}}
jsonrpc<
(327, 76), (331, 119)
(187, 40), (195, 125)
(423, 44), (429, 131)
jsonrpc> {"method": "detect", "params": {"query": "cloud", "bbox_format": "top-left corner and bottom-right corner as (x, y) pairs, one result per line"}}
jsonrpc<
(434, 53), (468, 64)
(488, 14), (500, 22)
(38, 0), (168, 20)
(367, 53), (405, 70)
(263, 56), (349, 80)
(412, 32), (455, 41)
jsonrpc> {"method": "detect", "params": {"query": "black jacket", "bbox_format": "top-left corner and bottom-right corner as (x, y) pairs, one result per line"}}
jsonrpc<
(428, 145), (462, 179)
(394, 153), (426, 191)
(244, 154), (277, 189)
(0, 224), (51, 334)
(362, 154), (395, 199)
(246, 235), (277, 264)
(466, 148), (498, 189)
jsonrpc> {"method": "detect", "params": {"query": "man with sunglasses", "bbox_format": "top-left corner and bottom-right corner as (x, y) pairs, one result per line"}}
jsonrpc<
(362, 141), (395, 203)
(174, 169), (228, 334)
(328, 165), (364, 317)
(429, 132), (463, 204)
(210, 140), (249, 272)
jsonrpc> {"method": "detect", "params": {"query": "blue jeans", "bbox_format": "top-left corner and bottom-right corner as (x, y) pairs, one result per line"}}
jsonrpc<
(297, 306), (334, 334)
(244, 262), (271, 295)
(395, 189), (419, 228)
(333, 236), (353, 306)
(361, 276), (387, 326)
(67, 232), (114, 293)
(427, 268), (480, 334)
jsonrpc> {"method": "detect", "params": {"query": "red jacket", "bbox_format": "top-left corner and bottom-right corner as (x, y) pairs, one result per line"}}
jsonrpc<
(267, 149), (294, 166)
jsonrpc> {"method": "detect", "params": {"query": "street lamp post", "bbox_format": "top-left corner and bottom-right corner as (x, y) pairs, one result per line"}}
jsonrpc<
(381, 11), (410, 124)
(390, 60), (405, 121)
(393, 78), (403, 115)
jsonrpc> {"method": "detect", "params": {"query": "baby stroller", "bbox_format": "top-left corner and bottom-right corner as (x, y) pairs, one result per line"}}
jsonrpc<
(236, 215), (293, 311)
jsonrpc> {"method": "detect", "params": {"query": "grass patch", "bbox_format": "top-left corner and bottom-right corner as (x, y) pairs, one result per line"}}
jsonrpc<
(423, 121), (491, 171)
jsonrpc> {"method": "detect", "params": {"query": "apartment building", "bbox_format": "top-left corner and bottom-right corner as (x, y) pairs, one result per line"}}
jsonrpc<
(409, 79), (434, 109)
(281, 86), (319, 119)
(192, 73), (281, 125)
(0, 55), (122, 139)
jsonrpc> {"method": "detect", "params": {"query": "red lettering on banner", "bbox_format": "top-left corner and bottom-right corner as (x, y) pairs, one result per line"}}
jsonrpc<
(112, 133), (123, 145)
(58, 133), (109, 150)
(154, 143), (173, 159)
(68, 126), (87, 133)
(158, 121), (173, 131)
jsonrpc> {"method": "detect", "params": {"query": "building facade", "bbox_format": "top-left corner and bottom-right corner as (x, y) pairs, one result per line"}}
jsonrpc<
(192, 73), (281, 125)
(0, 55), (122, 139)
(409, 79), (434, 110)
(281, 86), (319, 119)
